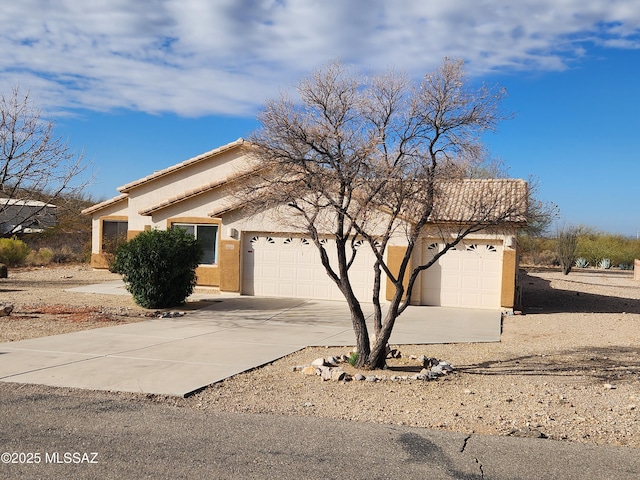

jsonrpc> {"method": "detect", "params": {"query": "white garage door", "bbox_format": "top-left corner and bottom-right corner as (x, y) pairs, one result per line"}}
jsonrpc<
(242, 234), (378, 301)
(421, 240), (503, 309)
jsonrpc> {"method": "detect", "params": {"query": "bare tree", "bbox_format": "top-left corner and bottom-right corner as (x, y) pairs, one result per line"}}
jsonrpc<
(243, 59), (528, 368)
(0, 87), (91, 237)
(556, 225), (580, 275)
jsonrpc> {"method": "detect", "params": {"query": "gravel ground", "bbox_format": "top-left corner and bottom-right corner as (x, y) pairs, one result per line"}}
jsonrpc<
(1, 265), (639, 448)
(0, 265), (148, 342)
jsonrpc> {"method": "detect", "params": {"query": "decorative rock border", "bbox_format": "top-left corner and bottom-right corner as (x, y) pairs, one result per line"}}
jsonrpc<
(292, 349), (456, 383)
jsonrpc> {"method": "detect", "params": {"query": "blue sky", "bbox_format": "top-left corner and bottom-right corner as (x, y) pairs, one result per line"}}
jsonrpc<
(1, 1), (639, 236)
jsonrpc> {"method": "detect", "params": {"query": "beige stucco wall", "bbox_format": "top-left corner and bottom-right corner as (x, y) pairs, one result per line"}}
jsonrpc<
(88, 145), (252, 268)
(149, 193), (228, 230)
(123, 148), (250, 232)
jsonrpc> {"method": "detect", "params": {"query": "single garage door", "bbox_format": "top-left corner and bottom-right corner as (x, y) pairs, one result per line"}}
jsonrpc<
(421, 240), (503, 309)
(242, 234), (378, 301)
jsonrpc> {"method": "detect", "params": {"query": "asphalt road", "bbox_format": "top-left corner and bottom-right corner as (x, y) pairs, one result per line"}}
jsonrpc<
(1, 384), (638, 479)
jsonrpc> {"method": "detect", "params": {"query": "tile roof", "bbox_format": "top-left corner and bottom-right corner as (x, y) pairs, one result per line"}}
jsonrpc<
(207, 178), (528, 225)
(118, 138), (246, 193)
(80, 194), (128, 216)
(429, 178), (528, 224)
(209, 202), (242, 218)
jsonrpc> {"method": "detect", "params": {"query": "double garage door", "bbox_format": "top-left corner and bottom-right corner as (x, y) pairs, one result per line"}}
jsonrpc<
(242, 234), (378, 302)
(242, 233), (503, 309)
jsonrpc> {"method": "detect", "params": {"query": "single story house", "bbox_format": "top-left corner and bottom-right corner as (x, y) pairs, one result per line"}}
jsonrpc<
(0, 198), (57, 235)
(82, 138), (527, 310)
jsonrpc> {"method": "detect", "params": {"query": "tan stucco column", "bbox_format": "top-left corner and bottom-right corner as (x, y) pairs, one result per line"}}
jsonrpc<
(501, 248), (517, 308)
(219, 239), (241, 292)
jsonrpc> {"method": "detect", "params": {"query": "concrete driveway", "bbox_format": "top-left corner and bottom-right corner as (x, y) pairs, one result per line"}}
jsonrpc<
(0, 286), (501, 397)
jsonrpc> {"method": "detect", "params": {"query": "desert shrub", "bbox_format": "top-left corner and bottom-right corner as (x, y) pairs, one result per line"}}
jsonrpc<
(519, 227), (640, 270)
(574, 257), (589, 268)
(576, 233), (640, 267)
(111, 228), (203, 309)
(21, 226), (91, 264)
(518, 234), (558, 266)
(348, 351), (359, 367)
(0, 237), (31, 266)
(597, 258), (612, 270)
(25, 247), (54, 266)
(49, 245), (82, 264)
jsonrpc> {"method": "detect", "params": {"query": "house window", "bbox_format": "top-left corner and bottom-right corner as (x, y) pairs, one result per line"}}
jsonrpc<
(173, 223), (219, 264)
(102, 220), (128, 252)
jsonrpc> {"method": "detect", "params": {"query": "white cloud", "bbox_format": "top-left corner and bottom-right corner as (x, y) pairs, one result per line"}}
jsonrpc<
(1, 0), (639, 117)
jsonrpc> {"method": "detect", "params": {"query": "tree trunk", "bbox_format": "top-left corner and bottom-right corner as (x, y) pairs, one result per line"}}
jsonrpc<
(372, 260), (383, 337)
(364, 292), (402, 369)
(340, 285), (370, 365)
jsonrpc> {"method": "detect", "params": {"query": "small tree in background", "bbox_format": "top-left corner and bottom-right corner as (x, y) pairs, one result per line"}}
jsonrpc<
(556, 226), (579, 275)
(112, 228), (203, 308)
(0, 87), (92, 237)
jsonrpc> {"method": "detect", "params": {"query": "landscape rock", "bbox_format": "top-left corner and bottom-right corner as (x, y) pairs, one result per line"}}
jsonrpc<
(0, 303), (13, 316)
(508, 427), (548, 439)
(156, 311), (185, 318)
(439, 361), (455, 372)
(388, 348), (402, 359)
(354, 374), (366, 381)
(418, 355), (441, 369)
(320, 367), (333, 381)
(419, 369), (437, 379)
(325, 356), (339, 366)
(301, 366), (317, 376)
(311, 357), (326, 367)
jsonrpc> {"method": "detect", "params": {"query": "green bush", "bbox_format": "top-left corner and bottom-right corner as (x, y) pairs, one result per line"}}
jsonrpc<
(111, 228), (203, 309)
(0, 237), (31, 266)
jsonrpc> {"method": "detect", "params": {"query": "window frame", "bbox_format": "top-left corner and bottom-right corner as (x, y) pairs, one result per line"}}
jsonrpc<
(101, 219), (128, 252)
(172, 222), (219, 265)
